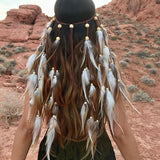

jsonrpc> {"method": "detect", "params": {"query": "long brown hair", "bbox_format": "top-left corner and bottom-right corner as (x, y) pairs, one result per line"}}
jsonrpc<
(26, 0), (131, 159)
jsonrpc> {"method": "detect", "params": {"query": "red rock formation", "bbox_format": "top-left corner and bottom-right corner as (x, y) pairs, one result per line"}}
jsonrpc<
(6, 5), (42, 24)
(0, 5), (49, 47)
(30, 13), (49, 40)
(107, 0), (160, 25)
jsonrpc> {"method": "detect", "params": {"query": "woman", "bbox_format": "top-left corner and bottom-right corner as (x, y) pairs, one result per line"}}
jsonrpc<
(11, 0), (140, 159)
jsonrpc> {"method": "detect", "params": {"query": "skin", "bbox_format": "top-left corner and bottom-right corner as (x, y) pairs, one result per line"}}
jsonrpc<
(11, 93), (37, 160)
(11, 93), (141, 160)
(110, 99), (141, 160)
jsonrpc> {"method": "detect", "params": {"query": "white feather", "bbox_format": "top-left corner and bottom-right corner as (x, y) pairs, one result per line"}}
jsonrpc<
(83, 40), (98, 69)
(96, 30), (103, 53)
(81, 40), (88, 67)
(51, 76), (57, 88)
(103, 46), (110, 62)
(46, 128), (55, 160)
(88, 129), (93, 143)
(86, 117), (94, 150)
(107, 69), (116, 95)
(99, 85), (105, 117)
(38, 77), (44, 95)
(53, 39), (60, 49)
(41, 29), (47, 46)
(49, 68), (55, 80)
(97, 65), (102, 85)
(87, 119), (99, 159)
(27, 73), (38, 97)
(87, 42), (98, 70)
(37, 54), (47, 95)
(99, 54), (109, 74)
(104, 61), (109, 74)
(29, 98), (34, 106)
(38, 54), (47, 77)
(106, 88), (115, 134)
(89, 84), (96, 97)
(48, 95), (54, 109)
(52, 102), (59, 115)
(80, 102), (89, 132)
(46, 116), (59, 160)
(99, 54), (103, 64)
(118, 81), (141, 114)
(102, 28), (109, 45)
(26, 54), (36, 73)
(32, 115), (41, 145)
(56, 70), (59, 77)
(81, 68), (90, 102)
(29, 89), (40, 106)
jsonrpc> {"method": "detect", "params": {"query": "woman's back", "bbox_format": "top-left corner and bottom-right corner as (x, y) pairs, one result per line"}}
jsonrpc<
(38, 130), (116, 160)
(11, 0), (141, 160)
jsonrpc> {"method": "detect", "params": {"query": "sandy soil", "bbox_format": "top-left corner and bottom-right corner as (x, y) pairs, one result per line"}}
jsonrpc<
(0, 6), (160, 160)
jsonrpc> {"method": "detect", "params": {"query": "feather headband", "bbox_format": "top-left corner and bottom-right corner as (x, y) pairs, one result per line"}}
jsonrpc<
(25, 12), (140, 160)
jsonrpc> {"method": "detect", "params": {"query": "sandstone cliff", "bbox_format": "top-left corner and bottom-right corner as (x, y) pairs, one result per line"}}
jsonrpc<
(0, 5), (49, 48)
(106, 0), (160, 25)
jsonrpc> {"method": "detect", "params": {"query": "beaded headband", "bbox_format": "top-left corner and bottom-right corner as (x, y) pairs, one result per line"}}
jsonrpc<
(26, 12), (139, 160)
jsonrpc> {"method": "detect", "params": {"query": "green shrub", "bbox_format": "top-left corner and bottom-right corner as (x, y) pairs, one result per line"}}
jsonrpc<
(123, 48), (130, 52)
(136, 32), (142, 36)
(155, 52), (160, 58)
(149, 68), (157, 75)
(155, 61), (160, 68)
(135, 39), (143, 44)
(144, 44), (150, 48)
(123, 58), (131, 63)
(7, 43), (14, 48)
(17, 69), (28, 80)
(3, 60), (16, 72)
(144, 63), (153, 69)
(141, 75), (155, 86)
(0, 64), (7, 74)
(154, 39), (160, 45)
(128, 85), (138, 93)
(136, 50), (149, 58)
(0, 46), (13, 57)
(0, 55), (7, 63)
(1, 46), (7, 50)
(119, 60), (128, 68)
(132, 90), (153, 102)
(12, 46), (26, 54)
(111, 36), (117, 41)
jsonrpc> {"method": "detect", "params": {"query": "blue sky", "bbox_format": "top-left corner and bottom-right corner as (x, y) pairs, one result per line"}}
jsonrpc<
(0, 0), (112, 20)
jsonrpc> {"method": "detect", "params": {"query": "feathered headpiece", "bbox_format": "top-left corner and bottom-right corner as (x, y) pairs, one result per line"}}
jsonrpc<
(26, 11), (139, 160)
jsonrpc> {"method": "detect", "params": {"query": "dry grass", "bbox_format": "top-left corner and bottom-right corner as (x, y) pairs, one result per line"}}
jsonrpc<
(0, 91), (24, 125)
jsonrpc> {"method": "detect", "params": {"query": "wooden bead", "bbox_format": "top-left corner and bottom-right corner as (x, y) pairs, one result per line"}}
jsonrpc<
(58, 24), (62, 28)
(85, 23), (90, 28)
(69, 24), (74, 28)
(85, 36), (89, 40)
(97, 27), (101, 31)
(48, 27), (52, 31)
(56, 37), (60, 41)
(51, 17), (56, 22)
(100, 24), (104, 28)
(53, 115), (56, 118)
(94, 16), (98, 20)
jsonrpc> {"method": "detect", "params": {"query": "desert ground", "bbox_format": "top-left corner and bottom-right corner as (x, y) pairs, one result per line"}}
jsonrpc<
(0, 2), (160, 160)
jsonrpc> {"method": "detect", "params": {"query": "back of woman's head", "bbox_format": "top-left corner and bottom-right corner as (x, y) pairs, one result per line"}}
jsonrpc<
(55, 0), (95, 23)
(26, 0), (129, 159)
